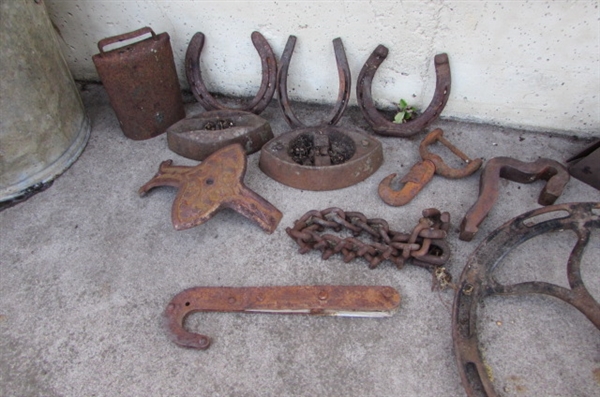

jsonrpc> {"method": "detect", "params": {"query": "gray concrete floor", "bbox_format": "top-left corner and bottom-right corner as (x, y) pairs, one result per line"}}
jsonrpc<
(1, 84), (599, 397)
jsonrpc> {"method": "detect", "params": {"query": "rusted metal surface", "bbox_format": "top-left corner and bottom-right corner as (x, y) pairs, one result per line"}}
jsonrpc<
(287, 208), (453, 288)
(378, 160), (436, 206)
(459, 157), (570, 241)
(166, 110), (273, 161)
(379, 129), (482, 206)
(93, 27), (185, 140)
(165, 285), (401, 349)
(419, 129), (483, 178)
(259, 127), (383, 191)
(452, 202), (600, 397)
(356, 46), (451, 137)
(277, 36), (351, 129)
(567, 139), (600, 190)
(185, 31), (277, 115)
(139, 144), (282, 233)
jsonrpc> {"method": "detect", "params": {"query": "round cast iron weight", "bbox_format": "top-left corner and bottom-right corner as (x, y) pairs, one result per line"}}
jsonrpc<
(452, 202), (600, 397)
(356, 45), (451, 137)
(185, 31), (277, 115)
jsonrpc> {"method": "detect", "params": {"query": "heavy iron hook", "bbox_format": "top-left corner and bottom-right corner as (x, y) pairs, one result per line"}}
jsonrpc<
(277, 35), (351, 129)
(378, 129), (482, 206)
(356, 45), (451, 137)
(164, 285), (401, 349)
(185, 31), (277, 115)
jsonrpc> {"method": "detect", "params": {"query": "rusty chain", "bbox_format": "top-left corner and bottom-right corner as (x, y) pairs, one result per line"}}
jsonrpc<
(286, 208), (453, 289)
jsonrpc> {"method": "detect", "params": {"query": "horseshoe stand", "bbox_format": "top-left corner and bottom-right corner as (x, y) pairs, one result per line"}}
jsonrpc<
(452, 202), (600, 396)
(259, 36), (383, 191)
(357, 45), (451, 137)
(167, 32), (277, 160)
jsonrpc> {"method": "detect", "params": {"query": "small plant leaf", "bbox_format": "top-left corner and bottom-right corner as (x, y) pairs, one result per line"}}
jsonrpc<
(399, 99), (408, 110)
(393, 112), (406, 124)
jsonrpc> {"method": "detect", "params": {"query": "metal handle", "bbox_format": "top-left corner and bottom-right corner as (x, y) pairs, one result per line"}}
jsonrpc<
(97, 26), (156, 54)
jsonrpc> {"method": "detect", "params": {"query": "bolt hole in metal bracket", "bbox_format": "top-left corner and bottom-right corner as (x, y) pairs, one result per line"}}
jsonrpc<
(452, 202), (600, 397)
(259, 36), (383, 191)
(459, 157), (570, 242)
(166, 32), (277, 160)
(139, 144), (282, 233)
(378, 128), (483, 206)
(356, 45), (451, 137)
(165, 285), (401, 349)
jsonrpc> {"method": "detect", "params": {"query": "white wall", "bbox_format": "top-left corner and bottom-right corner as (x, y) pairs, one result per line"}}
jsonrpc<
(46, 0), (599, 137)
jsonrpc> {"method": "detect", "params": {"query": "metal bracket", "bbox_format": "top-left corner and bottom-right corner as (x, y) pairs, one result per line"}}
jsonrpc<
(165, 285), (401, 349)
(185, 31), (277, 115)
(459, 157), (570, 241)
(139, 144), (282, 233)
(356, 46), (451, 137)
(452, 202), (600, 397)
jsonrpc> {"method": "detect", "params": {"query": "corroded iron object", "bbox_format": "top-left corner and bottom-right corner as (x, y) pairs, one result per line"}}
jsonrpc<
(93, 27), (185, 140)
(139, 144), (282, 233)
(419, 129), (482, 178)
(378, 160), (436, 206)
(277, 35), (351, 129)
(287, 208), (453, 289)
(165, 285), (401, 349)
(356, 46), (451, 137)
(378, 129), (482, 206)
(259, 127), (383, 191)
(166, 110), (273, 160)
(459, 157), (570, 241)
(452, 202), (600, 397)
(567, 139), (600, 190)
(185, 31), (277, 115)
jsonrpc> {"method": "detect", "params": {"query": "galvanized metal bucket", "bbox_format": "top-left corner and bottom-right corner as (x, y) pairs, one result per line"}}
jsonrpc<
(0, 0), (91, 203)
(93, 27), (185, 140)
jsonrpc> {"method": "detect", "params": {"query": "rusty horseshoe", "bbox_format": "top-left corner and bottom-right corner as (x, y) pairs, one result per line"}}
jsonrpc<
(357, 45), (451, 137)
(164, 285), (401, 349)
(278, 35), (351, 129)
(459, 157), (570, 241)
(185, 31), (277, 115)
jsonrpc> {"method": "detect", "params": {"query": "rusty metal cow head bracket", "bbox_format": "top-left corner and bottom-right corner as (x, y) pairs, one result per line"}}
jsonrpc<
(452, 202), (600, 397)
(459, 157), (570, 241)
(259, 36), (383, 191)
(185, 31), (277, 115)
(356, 45), (451, 137)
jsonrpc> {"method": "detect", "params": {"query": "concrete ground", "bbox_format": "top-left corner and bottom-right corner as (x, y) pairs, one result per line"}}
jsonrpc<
(1, 84), (599, 397)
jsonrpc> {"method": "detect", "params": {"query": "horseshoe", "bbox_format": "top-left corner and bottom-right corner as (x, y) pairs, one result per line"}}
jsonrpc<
(357, 45), (451, 137)
(185, 31), (277, 115)
(277, 35), (351, 129)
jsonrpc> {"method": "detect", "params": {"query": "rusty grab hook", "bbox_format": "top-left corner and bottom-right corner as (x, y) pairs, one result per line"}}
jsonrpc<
(357, 45), (451, 137)
(164, 285), (401, 349)
(277, 35), (351, 129)
(379, 129), (482, 206)
(185, 31), (277, 115)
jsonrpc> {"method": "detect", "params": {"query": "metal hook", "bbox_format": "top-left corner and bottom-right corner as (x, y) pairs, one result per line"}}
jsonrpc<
(164, 285), (401, 349)
(419, 129), (482, 179)
(378, 160), (436, 206)
(356, 45), (451, 137)
(277, 36), (351, 129)
(185, 31), (277, 115)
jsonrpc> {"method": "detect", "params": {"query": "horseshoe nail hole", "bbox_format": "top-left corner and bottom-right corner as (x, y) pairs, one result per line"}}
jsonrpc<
(185, 302), (190, 306)
(523, 210), (569, 227)
(206, 178), (214, 185)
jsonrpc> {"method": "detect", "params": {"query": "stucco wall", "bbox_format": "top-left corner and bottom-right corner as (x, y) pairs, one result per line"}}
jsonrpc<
(46, 0), (599, 137)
